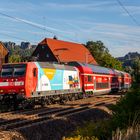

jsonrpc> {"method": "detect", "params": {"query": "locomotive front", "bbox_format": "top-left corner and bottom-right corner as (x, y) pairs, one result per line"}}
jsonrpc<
(0, 63), (26, 98)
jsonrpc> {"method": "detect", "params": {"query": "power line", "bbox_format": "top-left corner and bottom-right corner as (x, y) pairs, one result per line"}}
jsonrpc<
(0, 12), (59, 34)
(116, 0), (140, 26)
(0, 12), (77, 42)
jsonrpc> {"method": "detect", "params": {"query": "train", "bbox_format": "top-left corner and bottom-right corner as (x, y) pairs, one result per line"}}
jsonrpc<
(0, 61), (131, 109)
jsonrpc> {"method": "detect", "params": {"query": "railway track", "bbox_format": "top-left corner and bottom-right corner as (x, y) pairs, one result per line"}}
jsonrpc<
(0, 96), (118, 131)
(0, 94), (118, 119)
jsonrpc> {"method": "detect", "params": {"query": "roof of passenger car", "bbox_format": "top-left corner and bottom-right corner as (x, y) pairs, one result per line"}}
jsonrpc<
(68, 61), (114, 75)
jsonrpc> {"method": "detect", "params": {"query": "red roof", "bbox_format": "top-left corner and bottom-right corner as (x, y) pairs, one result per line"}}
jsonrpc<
(39, 38), (97, 65)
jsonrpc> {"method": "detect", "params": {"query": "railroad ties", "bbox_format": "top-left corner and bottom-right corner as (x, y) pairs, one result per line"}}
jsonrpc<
(0, 95), (120, 131)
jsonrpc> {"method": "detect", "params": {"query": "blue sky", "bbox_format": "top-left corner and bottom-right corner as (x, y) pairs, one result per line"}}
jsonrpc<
(0, 0), (140, 57)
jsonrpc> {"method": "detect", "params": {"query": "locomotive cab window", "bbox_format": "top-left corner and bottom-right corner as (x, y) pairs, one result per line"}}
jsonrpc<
(14, 64), (26, 77)
(1, 64), (26, 77)
(14, 68), (26, 77)
(1, 67), (13, 77)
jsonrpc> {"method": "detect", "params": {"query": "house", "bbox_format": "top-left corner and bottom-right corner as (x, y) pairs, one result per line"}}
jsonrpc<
(32, 38), (97, 65)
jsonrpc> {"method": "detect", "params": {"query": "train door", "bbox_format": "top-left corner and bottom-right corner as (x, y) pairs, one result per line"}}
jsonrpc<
(81, 75), (86, 92)
(83, 75), (94, 93)
(118, 76), (122, 90)
(121, 75), (125, 90)
(94, 76), (96, 91)
(87, 75), (94, 91)
(84, 75), (88, 91)
(111, 76), (119, 91)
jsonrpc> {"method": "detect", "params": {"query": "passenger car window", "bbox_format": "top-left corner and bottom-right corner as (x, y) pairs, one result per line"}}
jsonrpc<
(88, 76), (92, 82)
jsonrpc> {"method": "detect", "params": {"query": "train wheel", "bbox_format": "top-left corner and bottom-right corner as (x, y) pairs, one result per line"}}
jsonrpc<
(78, 93), (83, 99)
(13, 94), (20, 110)
(41, 100), (47, 107)
(60, 96), (68, 104)
(74, 94), (79, 100)
(29, 101), (35, 109)
(40, 97), (48, 107)
(19, 100), (35, 109)
(46, 99), (52, 105)
(60, 99), (66, 104)
(69, 95), (75, 101)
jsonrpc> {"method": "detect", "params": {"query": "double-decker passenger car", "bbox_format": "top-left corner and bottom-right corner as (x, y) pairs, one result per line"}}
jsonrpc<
(111, 70), (131, 92)
(68, 62), (113, 95)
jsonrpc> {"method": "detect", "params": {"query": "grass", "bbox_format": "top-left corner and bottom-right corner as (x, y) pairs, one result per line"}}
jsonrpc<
(112, 126), (140, 140)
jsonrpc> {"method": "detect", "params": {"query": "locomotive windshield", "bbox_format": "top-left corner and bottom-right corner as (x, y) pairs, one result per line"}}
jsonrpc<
(1, 64), (26, 77)
(14, 67), (26, 77)
(1, 67), (13, 77)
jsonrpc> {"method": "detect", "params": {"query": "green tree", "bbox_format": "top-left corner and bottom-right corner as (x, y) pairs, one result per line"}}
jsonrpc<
(132, 57), (140, 83)
(9, 55), (21, 63)
(124, 66), (133, 74)
(85, 41), (123, 70)
(9, 46), (35, 62)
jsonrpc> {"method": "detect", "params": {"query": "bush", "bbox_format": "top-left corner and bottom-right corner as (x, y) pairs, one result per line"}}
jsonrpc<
(64, 120), (111, 140)
(110, 87), (140, 130)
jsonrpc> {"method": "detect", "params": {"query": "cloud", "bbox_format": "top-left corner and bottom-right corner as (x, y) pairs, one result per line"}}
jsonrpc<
(43, 1), (115, 11)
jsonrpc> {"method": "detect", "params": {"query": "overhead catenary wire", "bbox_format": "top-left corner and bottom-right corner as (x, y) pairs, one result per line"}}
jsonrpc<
(0, 12), (77, 43)
(116, 0), (140, 26)
(0, 12), (70, 34)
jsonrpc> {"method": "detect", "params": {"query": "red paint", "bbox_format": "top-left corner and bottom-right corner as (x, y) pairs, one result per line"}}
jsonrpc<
(24, 62), (38, 98)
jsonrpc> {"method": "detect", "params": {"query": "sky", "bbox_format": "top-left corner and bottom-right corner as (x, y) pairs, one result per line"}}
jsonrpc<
(0, 0), (140, 57)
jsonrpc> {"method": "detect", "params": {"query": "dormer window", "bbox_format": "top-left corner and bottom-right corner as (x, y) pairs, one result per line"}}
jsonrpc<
(46, 54), (49, 58)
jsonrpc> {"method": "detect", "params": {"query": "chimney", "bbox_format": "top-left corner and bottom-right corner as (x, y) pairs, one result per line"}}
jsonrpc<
(53, 35), (58, 40)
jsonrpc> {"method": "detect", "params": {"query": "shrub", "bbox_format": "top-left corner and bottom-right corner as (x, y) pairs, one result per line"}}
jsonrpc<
(110, 87), (140, 130)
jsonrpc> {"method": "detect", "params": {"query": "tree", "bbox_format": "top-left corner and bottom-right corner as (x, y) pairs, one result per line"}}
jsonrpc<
(132, 57), (140, 83)
(9, 55), (21, 63)
(8, 46), (35, 62)
(85, 41), (123, 70)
